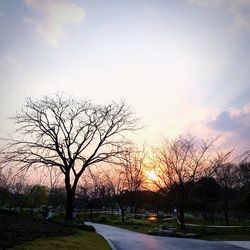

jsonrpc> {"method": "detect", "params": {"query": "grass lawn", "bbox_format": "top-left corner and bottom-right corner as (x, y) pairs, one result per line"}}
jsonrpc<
(203, 234), (250, 241)
(0, 210), (111, 250)
(13, 231), (111, 250)
(108, 221), (250, 241)
(108, 220), (164, 234)
(90, 214), (167, 234)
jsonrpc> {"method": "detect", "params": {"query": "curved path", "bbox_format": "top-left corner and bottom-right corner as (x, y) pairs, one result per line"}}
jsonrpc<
(86, 222), (246, 250)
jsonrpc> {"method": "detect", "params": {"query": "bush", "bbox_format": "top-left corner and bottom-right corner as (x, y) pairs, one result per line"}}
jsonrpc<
(77, 224), (96, 232)
(0, 209), (76, 249)
(92, 215), (108, 223)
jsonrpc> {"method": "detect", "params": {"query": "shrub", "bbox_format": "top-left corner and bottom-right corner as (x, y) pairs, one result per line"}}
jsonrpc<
(77, 224), (96, 232)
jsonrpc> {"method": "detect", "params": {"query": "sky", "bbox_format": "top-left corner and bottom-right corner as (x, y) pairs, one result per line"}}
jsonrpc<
(0, 0), (250, 155)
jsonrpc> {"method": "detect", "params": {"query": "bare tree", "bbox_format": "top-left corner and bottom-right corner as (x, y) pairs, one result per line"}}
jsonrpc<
(87, 168), (113, 213)
(77, 184), (98, 218)
(104, 169), (129, 222)
(0, 168), (11, 207)
(238, 162), (250, 189)
(48, 167), (63, 208)
(152, 135), (214, 228)
(118, 144), (146, 214)
(1, 94), (139, 219)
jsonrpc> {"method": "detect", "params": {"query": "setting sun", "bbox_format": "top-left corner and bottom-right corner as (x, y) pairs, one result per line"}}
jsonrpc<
(146, 170), (158, 181)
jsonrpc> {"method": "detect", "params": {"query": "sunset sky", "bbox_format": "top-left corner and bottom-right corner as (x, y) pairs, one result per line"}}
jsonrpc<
(0, 0), (250, 154)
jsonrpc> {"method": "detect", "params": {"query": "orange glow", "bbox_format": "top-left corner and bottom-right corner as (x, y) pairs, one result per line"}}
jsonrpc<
(145, 170), (158, 181)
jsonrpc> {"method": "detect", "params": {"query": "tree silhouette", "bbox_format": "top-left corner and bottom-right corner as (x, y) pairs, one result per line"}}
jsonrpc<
(2, 94), (139, 219)
(152, 135), (214, 228)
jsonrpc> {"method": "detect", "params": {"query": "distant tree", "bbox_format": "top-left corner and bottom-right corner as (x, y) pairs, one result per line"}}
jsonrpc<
(194, 177), (220, 223)
(48, 187), (65, 210)
(238, 162), (250, 190)
(87, 169), (113, 213)
(1, 94), (139, 219)
(9, 175), (28, 209)
(105, 170), (129, 222)
(235, 162), (250, 219)
(26, 184), (48, 210)
(212, 151), (237, 225)
(0, 169), (11, 207)
(77, 173), (100, 218)
(97, 184), (113, 212)
(47, 167), (63, 207)
(118, 144), (146, 214)
(152, 135), (214, 228)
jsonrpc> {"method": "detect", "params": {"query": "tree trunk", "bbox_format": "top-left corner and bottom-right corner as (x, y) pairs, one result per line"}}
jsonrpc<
(65, 173), (76, 220)
(156, 207), (159, 220)
(121, 208), (125, 222)
(65, 190), (75, 220)
(134, 207), (137, 219)
(224, 199), (229, 226)
(224, 210), (229, 226)
(178, 207), (186, 229)
(89, 201), (93, 219)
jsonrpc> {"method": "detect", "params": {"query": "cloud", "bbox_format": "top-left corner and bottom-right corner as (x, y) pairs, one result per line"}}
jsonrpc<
(23, 17), (34, 24)
(189, 0), (250, 7)
(230, 11), (250, 31)
(207, 104), (250, 153)
(189, 0), (227, 6)
(208, 111), (240, 131)
(0, 55), (23, 70)
(23, 0), (85, 46)
(189, 0), (250, 31)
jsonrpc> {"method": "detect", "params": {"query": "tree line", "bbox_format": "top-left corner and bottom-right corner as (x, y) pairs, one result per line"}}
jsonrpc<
(0, 94), (249, 227)
(0, 159), (249, 226)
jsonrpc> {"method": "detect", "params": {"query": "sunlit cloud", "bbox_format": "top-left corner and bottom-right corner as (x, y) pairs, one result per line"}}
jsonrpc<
(205, 103), (250, 153)
(208, 104), (250, 134)
(189, 0), (250, 31)
(23, 0), (85, 46)
(185, 102), (250, 155)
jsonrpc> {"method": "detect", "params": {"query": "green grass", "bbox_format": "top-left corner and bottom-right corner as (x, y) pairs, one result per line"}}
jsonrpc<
(91, 214), (167, 234)
(0, 210), (111, 249)
(110, 220), (164, 234)
(88, 213), (250, 241)
(13, 231), (111, 250)
(0, 210), (76, 249)
(185, 217), (250, 226)
(203, 234), (250, 241)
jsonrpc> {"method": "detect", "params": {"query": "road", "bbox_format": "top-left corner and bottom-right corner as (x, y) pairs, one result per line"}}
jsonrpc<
(86, 222), (248, 250)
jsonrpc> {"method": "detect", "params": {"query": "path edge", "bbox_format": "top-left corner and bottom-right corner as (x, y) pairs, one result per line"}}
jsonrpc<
(100, 233), (117, 250)
(86, 222), (117, 250)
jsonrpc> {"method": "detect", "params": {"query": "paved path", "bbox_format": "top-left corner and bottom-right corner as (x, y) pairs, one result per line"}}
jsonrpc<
(86, 222), (248, 250)
(224, 242), (250, 250)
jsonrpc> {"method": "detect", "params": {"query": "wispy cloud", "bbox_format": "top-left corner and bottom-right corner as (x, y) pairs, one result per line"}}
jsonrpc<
(23, 17), (34, 24)
(23, 0), (85, 46)
(189, 0), (250, 31)
(0, 55), (23, 70)
(230, 11), (250, 31)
